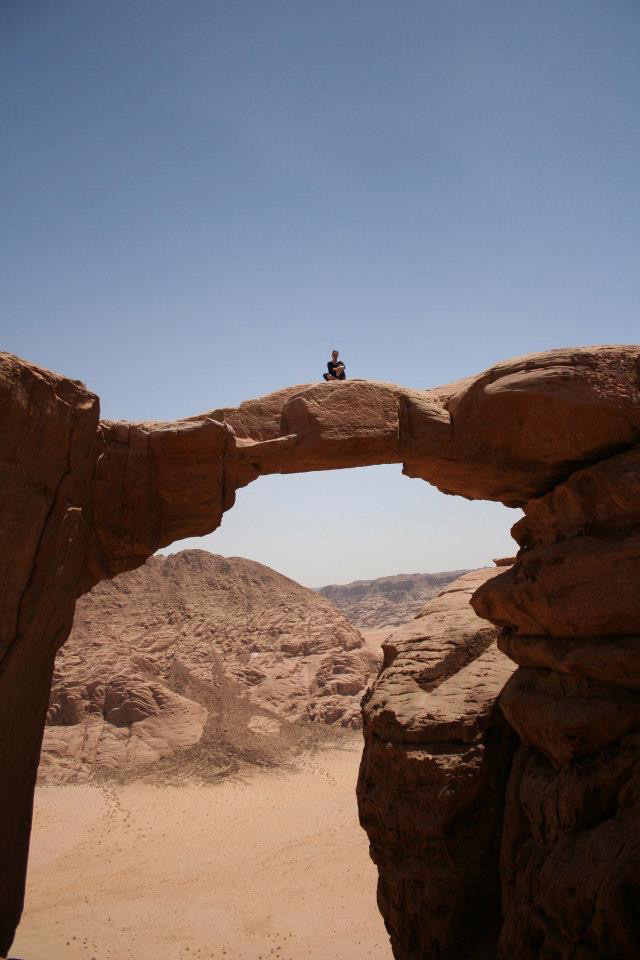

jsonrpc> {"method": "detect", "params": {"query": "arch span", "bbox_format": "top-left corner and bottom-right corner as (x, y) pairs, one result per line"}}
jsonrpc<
(2, 344), (640, 956)
(84, 346), (640, 587)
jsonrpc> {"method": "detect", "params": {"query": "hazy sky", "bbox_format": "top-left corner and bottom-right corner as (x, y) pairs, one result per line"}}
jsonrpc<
(2, 1), (639, 585)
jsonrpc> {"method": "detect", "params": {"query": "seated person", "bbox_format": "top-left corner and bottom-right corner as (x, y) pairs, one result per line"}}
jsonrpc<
(323, 349), (346, 380)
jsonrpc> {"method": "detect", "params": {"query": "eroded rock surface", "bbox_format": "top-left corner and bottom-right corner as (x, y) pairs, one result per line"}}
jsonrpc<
(0, 354), (98, 954)
(3, 344), (640, 956)
(41, 550), (377, 783)
(358, 570), (518, 960)
(471, 433), (640, 959)
(499, 734), (640, 960)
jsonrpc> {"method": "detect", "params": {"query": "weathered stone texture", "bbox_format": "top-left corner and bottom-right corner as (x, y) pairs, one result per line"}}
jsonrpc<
(472, 533), (640, 638)
(41, 550), (377, 783)
(358, 570), (518, 959)
(0, 352), (99, 955)
(81, 416), (236, 590)
(471, 389), (640, 960)
(3, 344), (640, 957)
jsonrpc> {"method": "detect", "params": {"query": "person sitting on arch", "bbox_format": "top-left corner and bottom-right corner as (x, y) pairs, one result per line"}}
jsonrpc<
(323, 349), (346, 381)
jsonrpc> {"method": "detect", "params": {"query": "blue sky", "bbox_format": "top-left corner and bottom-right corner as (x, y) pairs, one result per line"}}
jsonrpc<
(2, 1), (639, 585)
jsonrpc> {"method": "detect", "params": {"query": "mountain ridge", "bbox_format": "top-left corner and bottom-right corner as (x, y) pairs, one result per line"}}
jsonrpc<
(41, 549), (378, 784)
(317, 568), (472, 629)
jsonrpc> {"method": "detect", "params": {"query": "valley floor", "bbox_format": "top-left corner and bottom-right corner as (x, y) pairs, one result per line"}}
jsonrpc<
(13, 740), (390, 960)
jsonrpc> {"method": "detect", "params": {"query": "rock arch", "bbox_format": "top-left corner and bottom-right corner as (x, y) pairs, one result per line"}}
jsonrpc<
(2, 346), (640, 957)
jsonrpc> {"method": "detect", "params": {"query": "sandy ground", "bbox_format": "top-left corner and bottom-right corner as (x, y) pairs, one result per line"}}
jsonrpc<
(13, 741), (391, 960)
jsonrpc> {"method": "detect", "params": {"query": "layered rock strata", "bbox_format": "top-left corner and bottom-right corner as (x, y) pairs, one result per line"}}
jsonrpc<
(359, 434), (640, 959)
(2, 344), (640, 955)
(470, 445), (640, 960)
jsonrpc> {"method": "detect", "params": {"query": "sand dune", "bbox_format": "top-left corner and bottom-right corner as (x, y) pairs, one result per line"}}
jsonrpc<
(13, 741), (390, 960)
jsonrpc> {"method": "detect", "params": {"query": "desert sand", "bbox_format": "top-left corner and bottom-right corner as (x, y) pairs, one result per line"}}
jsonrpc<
(13, 740), (390, 960)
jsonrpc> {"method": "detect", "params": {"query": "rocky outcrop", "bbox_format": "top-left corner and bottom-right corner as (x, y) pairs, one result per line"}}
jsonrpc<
(470, 440), (640, 959)
(357, 569), (517, 959)
(41, 550), (376, 783)
(81, 416), (237, 591)
(190, 347), (640, 507)
(3, 344), (640, 955)
(358, 408), (640, 959)
(0, 354), (99, 955)
(317, 569), (470, 629)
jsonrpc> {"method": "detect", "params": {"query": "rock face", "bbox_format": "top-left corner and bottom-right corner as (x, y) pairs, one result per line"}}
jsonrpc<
(358, 569), (518, 960)
(42, 550), (376, 783)
(3, 344), (640, 955)
(316, 569), (470, 629)
(194, 346), (640, 507)
(470, 440), (640, 959)
(81, 417), (237, 592)
(0, 354), (99, 954)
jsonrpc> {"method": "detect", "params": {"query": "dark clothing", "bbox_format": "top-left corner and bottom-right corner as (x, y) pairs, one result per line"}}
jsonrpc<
(326, 360), (346, 380)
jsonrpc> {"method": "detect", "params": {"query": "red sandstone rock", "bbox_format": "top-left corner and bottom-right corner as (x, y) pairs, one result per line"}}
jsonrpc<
(471, 397), (640, 958)
(0, 352), (99, 955)
(405, 346), (640, 505)
(512, 443), (640, 548)
(192, 346), (640, 507)
(499, 667), (640, 766)
(40, 550), (377, 784)
(81, 417), (237, 590)
(498, 632), (640, 690)
(499, 737), (640, 960)
(358, 569), (517, 960)
(472, 533), (640, 637)
(4, 344), (640, 957)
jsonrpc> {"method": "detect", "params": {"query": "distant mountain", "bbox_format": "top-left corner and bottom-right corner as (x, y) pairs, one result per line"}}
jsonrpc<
(41, 550), (379, 784)
(317, 570), (472, 629)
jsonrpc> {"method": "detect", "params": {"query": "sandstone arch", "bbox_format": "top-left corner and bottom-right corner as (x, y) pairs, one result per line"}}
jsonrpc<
(2, 346), (640, 957)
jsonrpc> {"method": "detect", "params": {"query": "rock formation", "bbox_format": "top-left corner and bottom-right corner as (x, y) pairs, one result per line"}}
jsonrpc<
(317, 569), (470, 629)
(2, 344), (640, 956)
(470, 447), (640, 960)
(358, 569), (517, 960)
(41, 550), (376, 783)
(0, 355), (99, 954)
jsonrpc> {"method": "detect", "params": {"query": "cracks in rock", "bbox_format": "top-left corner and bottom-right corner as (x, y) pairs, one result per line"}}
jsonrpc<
(1, 457), (71, 674)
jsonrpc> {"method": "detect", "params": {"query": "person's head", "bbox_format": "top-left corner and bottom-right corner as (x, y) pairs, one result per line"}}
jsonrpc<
(331, 349), (339, 361)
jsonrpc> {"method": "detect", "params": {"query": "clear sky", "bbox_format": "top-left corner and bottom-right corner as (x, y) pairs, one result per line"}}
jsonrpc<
(2, 1), (639, 585)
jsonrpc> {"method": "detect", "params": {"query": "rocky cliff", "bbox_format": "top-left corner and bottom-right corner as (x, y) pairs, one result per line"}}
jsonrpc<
(358, 568), (517, 960)
(41, 550), (376, 783)
(317, 569), (470, 629)
(471, 445), (640, 960)
(2, 344), (640, 956)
